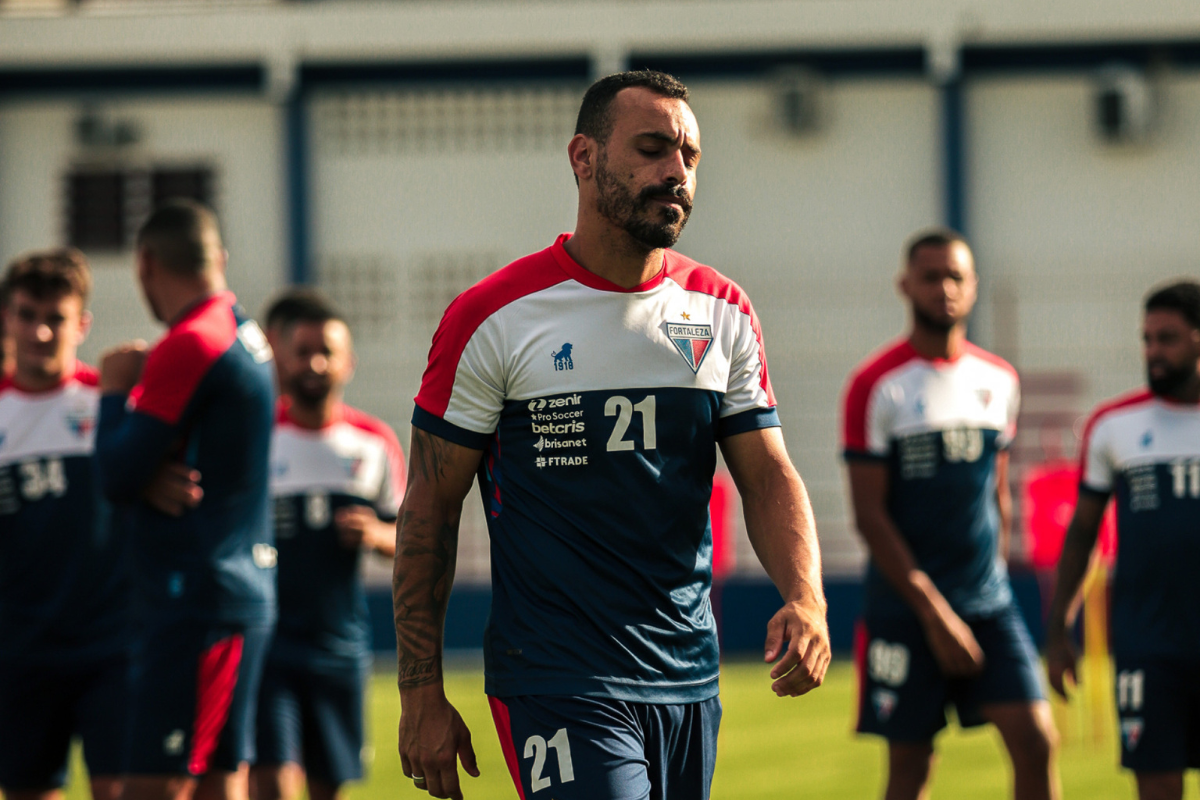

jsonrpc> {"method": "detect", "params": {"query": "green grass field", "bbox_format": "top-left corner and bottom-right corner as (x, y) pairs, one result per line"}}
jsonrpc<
(66, 659), (1181, 799)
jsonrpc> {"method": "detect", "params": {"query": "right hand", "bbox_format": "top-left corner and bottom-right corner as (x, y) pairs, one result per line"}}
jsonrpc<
(398, 685), (479, 799)
(922, 606), (985, 677)
(1045, 625), (1078, 700)
(99, 341), (149, 394)
(141, 461), (203, 517)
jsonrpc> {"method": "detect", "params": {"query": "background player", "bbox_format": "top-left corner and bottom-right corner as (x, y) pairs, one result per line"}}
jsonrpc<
(0, 249), (129, 800)
(254, 290), (404, 800)
(1046, 280), (1200, 800)
(842, 229), (1058, 800)
(95, 201), (277, 800)
(393, 70), (830, 800)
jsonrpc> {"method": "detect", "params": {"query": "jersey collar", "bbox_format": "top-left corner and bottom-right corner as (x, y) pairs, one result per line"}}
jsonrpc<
(550, 233), (669, 293)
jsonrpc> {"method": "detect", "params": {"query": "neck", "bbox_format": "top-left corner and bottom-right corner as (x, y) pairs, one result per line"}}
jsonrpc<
(1164, 372), (1200, 405)
(563, 214), (664, 290)
(908, 321), (968, 361)
(13, 359), (71, 392)
(158, 274), (227, 326)
(287, 393), (341, 429)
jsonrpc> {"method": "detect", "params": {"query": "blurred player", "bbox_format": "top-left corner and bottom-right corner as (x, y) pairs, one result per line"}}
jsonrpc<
(253, 290), (404, 800)
(262, 287), (328, 358)
(1046, 280), (1200, 800)
(0, 249), (130, 800)
(842, 230), (1059, 800)
(394, 70), (831, 800)
(95, 201), (277, 800)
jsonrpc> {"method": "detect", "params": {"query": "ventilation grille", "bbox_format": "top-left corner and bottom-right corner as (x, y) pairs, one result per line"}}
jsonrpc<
(317, 254), (399, 332)
(313, 88), (580, 155)
(412, 251), (508, 325)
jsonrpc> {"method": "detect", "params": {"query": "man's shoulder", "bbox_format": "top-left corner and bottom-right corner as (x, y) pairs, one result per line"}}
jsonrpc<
(339, 405), (402, 450)
(960, 342), (1018, 385)
(663, 251), (755, 315)
(1084, 388), (1156, 437)
(845, 339), (919, 399)
(441, 245), (569, 332)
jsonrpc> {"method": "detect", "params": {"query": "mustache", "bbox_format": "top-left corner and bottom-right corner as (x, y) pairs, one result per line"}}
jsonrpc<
(638, 183), (692, 212)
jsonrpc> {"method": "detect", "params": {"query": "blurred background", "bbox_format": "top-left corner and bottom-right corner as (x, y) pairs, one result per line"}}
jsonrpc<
(1, 0), (1196, 662)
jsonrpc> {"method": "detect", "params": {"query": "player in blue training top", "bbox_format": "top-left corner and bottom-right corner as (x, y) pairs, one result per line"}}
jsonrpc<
(393, 70), (831, 800)
(0, 249), (130, 800)
(1047, 280), (1200, 800)
(253, 290), (404, 800)
(95, 201), (277, 800)
(842, 230), (1059, 800)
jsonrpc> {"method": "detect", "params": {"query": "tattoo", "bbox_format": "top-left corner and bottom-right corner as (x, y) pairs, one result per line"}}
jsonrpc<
(392, 432), (462, 688)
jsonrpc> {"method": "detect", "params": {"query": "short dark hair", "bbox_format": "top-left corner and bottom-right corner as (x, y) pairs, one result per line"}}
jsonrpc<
(2, 247), (91, 306)
(264, 287), (344, 334)
(1146, 280), (1200, 330)
(575, 70), (689, 144)
(136, 199), (222, 276)
(904, 227), (971, 264)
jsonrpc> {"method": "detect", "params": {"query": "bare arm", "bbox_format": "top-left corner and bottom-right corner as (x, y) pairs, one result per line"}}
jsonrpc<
(393, 427), (483, 799)
(847, 460), (984, 676)
(720, 427), (831, 697)
(1044, 490), (1109, 698)
(335, 506), (397, 557)
(995, 451), (1013, 562)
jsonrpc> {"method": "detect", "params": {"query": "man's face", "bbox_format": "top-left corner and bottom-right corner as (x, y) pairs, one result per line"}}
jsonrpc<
(277, 319), (354, 407)
(1144, 309), (1200, 397)
(592, 88), (701, 250)
(900, 243), (978, 332)
(4, 289), (89, 384)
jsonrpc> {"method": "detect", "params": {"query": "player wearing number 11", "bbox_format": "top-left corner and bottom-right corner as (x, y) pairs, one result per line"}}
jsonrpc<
(1046, 280), (1200, 800)
(393, 70), (830, 800)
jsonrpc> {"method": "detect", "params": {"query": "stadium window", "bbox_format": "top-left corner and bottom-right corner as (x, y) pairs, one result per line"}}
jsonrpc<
(64, 165), (215, 251)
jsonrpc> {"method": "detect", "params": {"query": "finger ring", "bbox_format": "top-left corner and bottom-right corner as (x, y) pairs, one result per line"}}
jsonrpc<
(413, 775), (426, 785)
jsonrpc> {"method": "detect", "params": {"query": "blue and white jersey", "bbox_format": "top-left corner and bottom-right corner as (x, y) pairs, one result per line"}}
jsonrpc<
(412, 234), (780, 704)
(1080, 390), (1200, 659)
(0, 364), (130, 664)
(269, 402), (404, 667)
(842, 340), (1020, 620)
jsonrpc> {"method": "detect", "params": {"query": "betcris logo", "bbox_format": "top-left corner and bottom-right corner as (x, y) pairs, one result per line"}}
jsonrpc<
(532, 420), (585, 435)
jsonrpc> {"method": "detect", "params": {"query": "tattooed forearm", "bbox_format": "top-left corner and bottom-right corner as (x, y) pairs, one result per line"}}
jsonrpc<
(410, 427), (455, 483)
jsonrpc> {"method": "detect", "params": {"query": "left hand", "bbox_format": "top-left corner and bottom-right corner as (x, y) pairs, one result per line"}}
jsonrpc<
(142, 461), (203, 517)
(336, 505), (388, 552)
(764, 596), (832, 697)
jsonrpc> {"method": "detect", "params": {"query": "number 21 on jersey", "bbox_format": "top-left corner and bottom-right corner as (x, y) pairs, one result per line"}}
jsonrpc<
(524, 728), (575, 792)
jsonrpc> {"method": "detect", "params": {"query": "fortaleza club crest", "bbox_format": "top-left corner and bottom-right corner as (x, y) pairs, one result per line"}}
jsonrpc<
(64, 408), (95, 439)
(666, 321), (713, 373)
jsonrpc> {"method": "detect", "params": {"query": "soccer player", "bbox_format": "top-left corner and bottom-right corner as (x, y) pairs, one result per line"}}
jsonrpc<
(253, 290), (404, 800)
(1046, 280), (1200, 800)
(0, 249), (129, 800)
(95, 201), (277, 800)
(842, 230), (1059, 800)
(393, 70), (831, 800)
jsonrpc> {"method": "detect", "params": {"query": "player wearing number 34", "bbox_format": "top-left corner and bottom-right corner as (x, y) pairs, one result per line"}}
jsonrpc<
(1046, 280), (1200, 800)
(393, 70), (831, 800)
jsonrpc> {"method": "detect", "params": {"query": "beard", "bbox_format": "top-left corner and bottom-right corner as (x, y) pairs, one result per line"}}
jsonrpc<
(285, 373), (332, 408)
(912, 304), (957, 334)
(594, 153), (692, 250)
(1147, 360), (1196, 397)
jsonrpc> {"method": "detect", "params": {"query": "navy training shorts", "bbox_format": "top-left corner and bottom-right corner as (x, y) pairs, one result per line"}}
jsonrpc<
(855, 602), (1045, 742)
(1113, 655), (1200, 772)
(256, 656), (367, 785)
(488, 694), (720, 800)
(0, 652), (131, 790)
(125, 620), (272, 776)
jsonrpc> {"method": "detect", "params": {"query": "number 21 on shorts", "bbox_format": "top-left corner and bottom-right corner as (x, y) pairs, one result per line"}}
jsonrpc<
(524, 728), (575, 792)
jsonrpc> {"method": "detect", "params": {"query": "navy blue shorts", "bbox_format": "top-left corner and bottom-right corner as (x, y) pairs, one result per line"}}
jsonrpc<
(855, 603), (1045, 742)
(0, 653), (131, 790)
(256, 657), (366, 785)
(1113, 655), (1200, 772)
(126, 620), (272, 776)
(488, 695), (720, 800)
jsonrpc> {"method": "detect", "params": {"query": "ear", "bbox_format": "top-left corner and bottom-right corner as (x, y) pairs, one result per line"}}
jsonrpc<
(897, 269), (911, 300)
(77, 310), (93, 344)
(215, 248), (229, 277)
(136, 246), (154, 284)
(567, 133), (597, 183)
